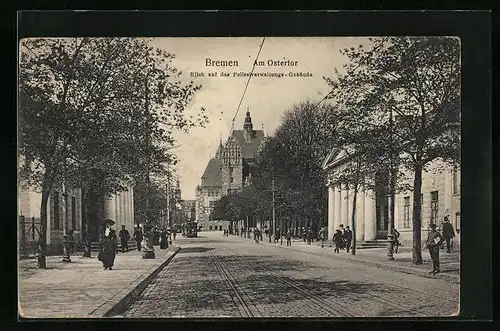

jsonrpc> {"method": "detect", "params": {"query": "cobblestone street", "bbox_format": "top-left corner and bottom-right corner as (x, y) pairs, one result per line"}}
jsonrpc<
(123, 232), (459, 318)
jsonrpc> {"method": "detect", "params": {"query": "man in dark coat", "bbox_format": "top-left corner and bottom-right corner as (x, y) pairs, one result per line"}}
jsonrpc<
(119, 225), (130, 253)
(160, 228), (168, 249)
(442, 216), (456, 253)
(133, 225), (143, 251)
(426, 223), (445, 275)
(344, 226), (353, 253)
(333, 229), (343, 253)
(99, 219), (117, 270)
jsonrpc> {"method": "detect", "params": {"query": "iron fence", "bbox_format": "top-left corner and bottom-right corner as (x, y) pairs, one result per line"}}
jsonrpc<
(19, 215), (41, 258)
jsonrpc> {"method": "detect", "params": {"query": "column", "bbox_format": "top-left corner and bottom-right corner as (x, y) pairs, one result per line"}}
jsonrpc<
(115, 192), (123, 227)
(328, 184), (335, 241)
(335, 184), (342, 230)
(342, 184), (349, 227)
(364, 189), (377, 241)
(394, 193), (400, 230)
(103, 195), (116, 222)
(356, 187), (365, 241)
(126, 187), (134, 229)
(120, 192), (126, 224)
(129, 186), (135, 225)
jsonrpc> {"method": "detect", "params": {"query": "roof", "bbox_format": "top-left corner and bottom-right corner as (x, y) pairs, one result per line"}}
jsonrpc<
(321, 145), (356, 170)
(200, 158), (222, 187)
(231, 130), (265, 159)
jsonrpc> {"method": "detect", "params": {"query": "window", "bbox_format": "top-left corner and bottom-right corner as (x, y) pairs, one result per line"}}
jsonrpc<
(403, 196), (411, 228)
(219, 225), (222, 231)
(209, 225), (213, 231)
(452, 168), (458, 195)
(53, 191), (60, 230)
(71, 197), (76, 230)
(430, 191), (439, 225)
(209, 201), (215, 211)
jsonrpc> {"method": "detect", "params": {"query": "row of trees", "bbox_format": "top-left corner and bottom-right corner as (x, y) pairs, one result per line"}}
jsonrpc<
(211, 37), (460, 265)
(19, 38), (206, 268)
(325, 37), (460, 262)
(212, 101), (337, 237)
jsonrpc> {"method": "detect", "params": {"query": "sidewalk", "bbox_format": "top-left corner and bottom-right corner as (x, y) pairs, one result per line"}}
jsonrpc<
(18, 244), (180, 318)
(232, 234), (460, 284)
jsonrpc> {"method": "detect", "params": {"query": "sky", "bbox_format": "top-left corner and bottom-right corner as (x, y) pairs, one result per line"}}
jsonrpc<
(152, 37), (371, 200)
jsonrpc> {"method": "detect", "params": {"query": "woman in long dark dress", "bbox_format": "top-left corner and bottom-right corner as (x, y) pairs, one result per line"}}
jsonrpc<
(100, 219), (117, 270)
(160, 228), (168, 249)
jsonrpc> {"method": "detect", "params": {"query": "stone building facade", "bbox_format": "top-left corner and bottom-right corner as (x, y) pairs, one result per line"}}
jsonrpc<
(322, 147), (461, 246)
(196, 111), (265, 230)
(19, 186), (82, 255)
(18, 181), (135, 255)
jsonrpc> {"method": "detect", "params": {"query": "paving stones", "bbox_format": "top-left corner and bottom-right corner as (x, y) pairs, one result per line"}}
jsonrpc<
(123, 233), (459, 318)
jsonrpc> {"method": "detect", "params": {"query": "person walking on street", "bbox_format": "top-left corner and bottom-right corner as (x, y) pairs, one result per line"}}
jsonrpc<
(392, 226), (401, 253)
(344, 226), (353, 253)
(286, 228), (292, 246)
(133, 225), (143, 251)
(442, 216), (456, 253)
(307, 226), (313, 245)
(333, 229), (343, 253)
(99, 219), (117, 270)
(68, 229), (75, 255)
(426, 223), (445, 275)
(160, 228), (168, 249)
(254, 228), (260, 243)
(259, 227), (263, 241)
(173, 227), (177, 241)
(119, 225), (130, 253)
(302, 227), (307, 242)
(319, 227), (326, 248)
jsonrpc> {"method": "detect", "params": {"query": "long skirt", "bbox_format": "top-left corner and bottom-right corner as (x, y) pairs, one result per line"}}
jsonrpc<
(101, 245), (116, 268)
(160, 235), (168, 249)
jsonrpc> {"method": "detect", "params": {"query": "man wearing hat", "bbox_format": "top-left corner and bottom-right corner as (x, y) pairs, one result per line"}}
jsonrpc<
(99, 219), (117, 270)
(442, 216), (456, 253)
(426, 222), (444, 275)
(119, 225), (131, 253)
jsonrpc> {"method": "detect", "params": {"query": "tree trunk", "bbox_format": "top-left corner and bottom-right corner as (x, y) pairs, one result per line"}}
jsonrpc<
(351, 185), (358, 255)
(81, 188), (92, 258)
(37, 190), (49, 268)
(412, 162), (423, 264)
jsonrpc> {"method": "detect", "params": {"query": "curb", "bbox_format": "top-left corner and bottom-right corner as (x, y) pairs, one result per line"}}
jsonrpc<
(232, 235), (460, 284)
(330, 254), (460, 284)
(88, 247), (181, 318)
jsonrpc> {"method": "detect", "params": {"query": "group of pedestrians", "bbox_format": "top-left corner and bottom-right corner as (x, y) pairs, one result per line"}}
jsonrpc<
(97, 220), (179, 271)
(332, 224), (353, 253)
(426, 216), (456, 275)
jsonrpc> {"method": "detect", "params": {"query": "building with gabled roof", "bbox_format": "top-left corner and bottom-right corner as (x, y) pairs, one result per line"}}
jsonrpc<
(195, 110), (266, 230)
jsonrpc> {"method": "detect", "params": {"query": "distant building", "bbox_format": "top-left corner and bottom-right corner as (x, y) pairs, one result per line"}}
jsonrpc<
(196, 110), (265, 231)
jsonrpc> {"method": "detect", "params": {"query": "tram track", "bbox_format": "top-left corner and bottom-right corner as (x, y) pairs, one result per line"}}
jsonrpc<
(207, 245), (263, 317)
(218, 242), (457, 317)
(217, 244), (356, 317)
(255, 239), (460, 308)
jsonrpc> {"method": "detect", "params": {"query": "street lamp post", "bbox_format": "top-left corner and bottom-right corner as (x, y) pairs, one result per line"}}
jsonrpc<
(61, 138), (71, 263)
(142, 61), (155, 259)
(272, 179), (275, 243)
(387, 105), (395, 260)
